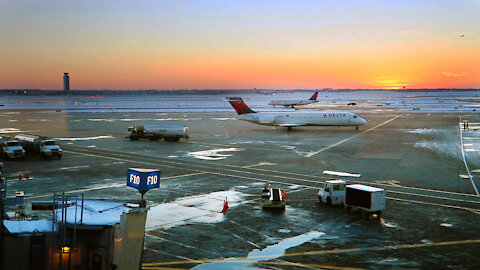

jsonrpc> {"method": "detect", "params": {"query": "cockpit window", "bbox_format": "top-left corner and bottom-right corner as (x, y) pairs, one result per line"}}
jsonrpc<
(353, 115), (357, 118)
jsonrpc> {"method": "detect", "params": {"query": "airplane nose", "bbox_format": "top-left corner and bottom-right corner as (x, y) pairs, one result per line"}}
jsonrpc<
(359, 118), (367, 125)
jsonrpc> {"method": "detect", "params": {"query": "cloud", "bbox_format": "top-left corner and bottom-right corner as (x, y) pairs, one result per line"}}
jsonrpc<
(442, 72), (468, 77)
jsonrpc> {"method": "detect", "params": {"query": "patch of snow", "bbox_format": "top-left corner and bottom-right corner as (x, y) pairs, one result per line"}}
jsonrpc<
(186, 148), (243, 160)
(408, 128), (433, 134)
(146, 190), (246, 230)
(440, 223), (454, 227)
(250, 182), (266, 187)
(57, 200), (132, 226)
(323, 170), (361, 178)
(0, 128), (23, 134)
(211, 117), (236, 120)
(58, 135), (114, 141)
(88, 118), (116, 122)
(193, 231), (325, 269)
(4, 220), (53, 233)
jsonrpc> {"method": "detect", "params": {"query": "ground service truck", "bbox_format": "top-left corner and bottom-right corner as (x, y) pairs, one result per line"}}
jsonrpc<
(0, 137), (26, 160)
(318, 180), (346, 205)
(15, 134), (62, 159)
(126, 125), (189, 142)
(345, 184), (386, 218)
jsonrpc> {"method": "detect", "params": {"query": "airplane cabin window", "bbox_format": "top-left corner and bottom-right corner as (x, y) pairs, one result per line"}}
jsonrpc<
(353, 115), (357, 118)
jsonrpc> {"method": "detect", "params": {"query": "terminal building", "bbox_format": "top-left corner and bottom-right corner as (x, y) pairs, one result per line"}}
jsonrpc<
(1, 196), (148, 270)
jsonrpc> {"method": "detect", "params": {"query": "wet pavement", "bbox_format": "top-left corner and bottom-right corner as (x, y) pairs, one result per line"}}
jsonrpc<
(1, 92), (480, 269)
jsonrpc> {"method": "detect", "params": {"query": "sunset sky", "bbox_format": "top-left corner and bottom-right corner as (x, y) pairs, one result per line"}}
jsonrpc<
(1, 0), (479, 90)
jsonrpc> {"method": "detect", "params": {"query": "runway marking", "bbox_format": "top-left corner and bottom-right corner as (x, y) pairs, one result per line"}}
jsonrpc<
(387, 190), (480, 205)
(458, 117), (480, 196)
(186, 141), (294, 153)
(387, 197), (480, 212)
(304, 114), (402, 158)
(466, 209), (480, 215)
(142, 239), (480, 267)
(144, 247), (197, 263)
(65, 146), (480, 198)
(62, 148), (480, 210)
(146, 234), (201, 250)
(27, 172), (208, 200)
(143, 261), (362, 270)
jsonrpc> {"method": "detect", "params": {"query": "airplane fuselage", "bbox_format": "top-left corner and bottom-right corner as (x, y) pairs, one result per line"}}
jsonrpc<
(237, 111), (366, 127)
(268, 100), (318, 107)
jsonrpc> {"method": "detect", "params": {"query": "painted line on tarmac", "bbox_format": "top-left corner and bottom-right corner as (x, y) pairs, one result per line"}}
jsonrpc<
(144, 248), (197, 264)
(458, 118), (480, 196)
(67, 146), (480, 199)
(466, 209), (480, 215)
(27, 172), (209, 200)
(142, 239), (480, 267)
(65, 149), (480, 209)
(387, 197), (480, 212)
(304, 114), (402, 158)
(186, 141), (294, 153)
(387, 190), (480, 205)
(146, 234), (201, 250)
(143, 261), (361, 270)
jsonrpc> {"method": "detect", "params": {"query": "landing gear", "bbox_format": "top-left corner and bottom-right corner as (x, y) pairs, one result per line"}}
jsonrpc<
(355, 126), (359, 131)
(287, 127), (293, 131)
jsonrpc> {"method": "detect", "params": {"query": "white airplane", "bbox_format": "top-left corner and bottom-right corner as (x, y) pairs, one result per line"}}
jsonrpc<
(268, 92), (319, 108)
(228, 97), (366, 131)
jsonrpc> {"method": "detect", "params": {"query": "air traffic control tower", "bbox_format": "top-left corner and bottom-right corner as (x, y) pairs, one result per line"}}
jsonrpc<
(63, 72), (70, 91)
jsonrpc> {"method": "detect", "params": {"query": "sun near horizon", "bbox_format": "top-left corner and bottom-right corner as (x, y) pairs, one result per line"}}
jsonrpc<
(0, 0), (479, 90)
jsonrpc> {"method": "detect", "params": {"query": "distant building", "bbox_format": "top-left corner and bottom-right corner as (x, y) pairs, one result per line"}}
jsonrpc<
(63, 73), (70, 91)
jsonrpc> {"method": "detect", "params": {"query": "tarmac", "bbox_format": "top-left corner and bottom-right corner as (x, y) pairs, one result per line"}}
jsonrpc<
(1, 95), (480, 269)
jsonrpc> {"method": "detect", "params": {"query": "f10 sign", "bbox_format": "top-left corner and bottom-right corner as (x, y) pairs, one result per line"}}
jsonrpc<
(127, 168), (160, 193)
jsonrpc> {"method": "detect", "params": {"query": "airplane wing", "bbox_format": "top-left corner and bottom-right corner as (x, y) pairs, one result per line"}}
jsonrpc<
(278, 123), (307, 127)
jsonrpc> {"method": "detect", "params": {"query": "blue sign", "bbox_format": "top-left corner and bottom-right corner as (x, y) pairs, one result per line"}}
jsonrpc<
(127, 168), (160, 194)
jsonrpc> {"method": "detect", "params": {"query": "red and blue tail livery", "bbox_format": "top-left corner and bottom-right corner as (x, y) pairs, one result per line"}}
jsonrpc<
(227, 97), (256, 115)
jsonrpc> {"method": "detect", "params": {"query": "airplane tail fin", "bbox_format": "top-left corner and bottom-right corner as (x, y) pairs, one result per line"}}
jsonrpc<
(309, 91), (319, 101)
(227, 97), (256, 115)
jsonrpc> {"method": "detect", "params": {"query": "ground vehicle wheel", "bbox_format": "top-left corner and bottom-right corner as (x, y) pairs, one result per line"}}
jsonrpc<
(41, 153), (47, 160)
(149, 137), (156, 141)
(318, 197), (323, 203)
(327, 197), (332, 206)
(57, 155), (62, 160)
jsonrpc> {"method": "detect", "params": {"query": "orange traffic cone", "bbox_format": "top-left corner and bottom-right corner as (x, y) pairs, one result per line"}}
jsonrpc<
(282, 187), (286, 200)
(18, 171), (22, 181)
(221, 197), (229, 213)
(25, 170), (30, 180)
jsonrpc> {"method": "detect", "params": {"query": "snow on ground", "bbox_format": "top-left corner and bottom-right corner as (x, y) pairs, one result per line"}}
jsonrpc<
(323, 170), (361, 178)
(0, 128), (23, 133)
(186, 148), (244, 160)
(57, 135), (114, 141)
(193, 231), (325, 269)
(211, 117), (236, 120)
(146, 190), (247, 231)
(408, 128), (433, 134)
